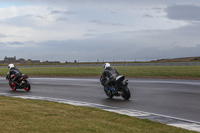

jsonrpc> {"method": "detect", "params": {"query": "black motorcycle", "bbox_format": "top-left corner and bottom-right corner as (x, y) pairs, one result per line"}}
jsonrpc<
(6, 74), (31, 91)
(100, 75), (131, 100)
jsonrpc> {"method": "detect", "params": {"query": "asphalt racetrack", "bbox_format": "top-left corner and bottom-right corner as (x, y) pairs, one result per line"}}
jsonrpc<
(0, 77), (200, 123)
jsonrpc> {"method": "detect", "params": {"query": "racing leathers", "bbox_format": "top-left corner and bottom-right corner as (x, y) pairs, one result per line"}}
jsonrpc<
(101, 67), (119, 89)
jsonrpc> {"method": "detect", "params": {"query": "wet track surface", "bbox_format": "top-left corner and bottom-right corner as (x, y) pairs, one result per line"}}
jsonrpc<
(0, 77), (200, 122)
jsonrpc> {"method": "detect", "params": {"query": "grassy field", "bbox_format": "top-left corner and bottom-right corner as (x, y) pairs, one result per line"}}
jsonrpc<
(1, 66), (200, 79)
(0, 96), (197, 133)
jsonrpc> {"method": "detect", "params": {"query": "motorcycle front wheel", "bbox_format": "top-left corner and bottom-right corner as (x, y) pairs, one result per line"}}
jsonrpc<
(23, 80), (31, 91)
(121, 86), (131, 100)
(9, 81), (16, 91)
(104, 87), (113, 99)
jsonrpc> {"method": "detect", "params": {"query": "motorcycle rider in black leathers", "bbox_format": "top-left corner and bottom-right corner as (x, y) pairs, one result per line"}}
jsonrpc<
(7, 64), (22, 85)
(101, 63), (119, 92)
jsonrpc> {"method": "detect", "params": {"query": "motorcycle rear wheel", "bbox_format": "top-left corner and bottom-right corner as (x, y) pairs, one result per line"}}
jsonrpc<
(24, 80), (31, 91)
(104, 87), (113, 99)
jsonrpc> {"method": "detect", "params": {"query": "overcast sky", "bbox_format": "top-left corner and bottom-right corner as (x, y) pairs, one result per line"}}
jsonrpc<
(0, 0), (200, 62)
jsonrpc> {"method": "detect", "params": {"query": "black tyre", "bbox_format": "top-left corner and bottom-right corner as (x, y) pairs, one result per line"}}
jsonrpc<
(104, 87), (113, 99)
(24, 80), (31, 91)
(121, 86), (131, 100)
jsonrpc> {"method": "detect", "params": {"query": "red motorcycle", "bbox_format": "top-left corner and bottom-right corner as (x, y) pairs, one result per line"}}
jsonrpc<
(6, 74), (31, 91)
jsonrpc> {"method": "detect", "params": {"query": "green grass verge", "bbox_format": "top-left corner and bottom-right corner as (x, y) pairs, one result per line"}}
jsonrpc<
(1, 66), (200, 79)
(0, 96), (197, 133)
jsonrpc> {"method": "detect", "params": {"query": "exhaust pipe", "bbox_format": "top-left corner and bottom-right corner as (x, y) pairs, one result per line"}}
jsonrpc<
(125, 80), (128, 86)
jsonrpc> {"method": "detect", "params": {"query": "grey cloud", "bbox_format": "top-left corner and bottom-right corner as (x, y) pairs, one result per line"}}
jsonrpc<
(50, 10), (76, 15)
(90, 20), (107, 25)
(110, 11), (118, 14)
(1, 23), (200, 62)
(84, 33), (98, 37)
(1, 0), (200, 10)
(0, 42), (6, 45)
(1, 0), (200, 62)
(130, 22), (200, 47)
(144, 14), (154, 18)
(9, 41), (24, 45)
(1, 41), (36, 46)
(56, 17), (68, 21)
(152, 7), (164, 14)
(111, 23), (124, 26)
(62, 11), (76, 15)
(50, 10), (63, 14)
(2, 9), (74, 27)
(0, 33), (7, 37)
(152, 7), (163, 10)
(90, 20), (125, 26)
(88, 29), (99, 32)
(49, 10), (76, 21)
(2, 15), (35, 27)
(36, 33), (200, 62)
(36, 15), (46, 19)
(0, 41), (25, 47)
(166, 5), (200, 21)
(3, 13), (62, 27)
(28, 37), (135, 62)
(135, 45), (200, 60)
(3, 0), (200, 6)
